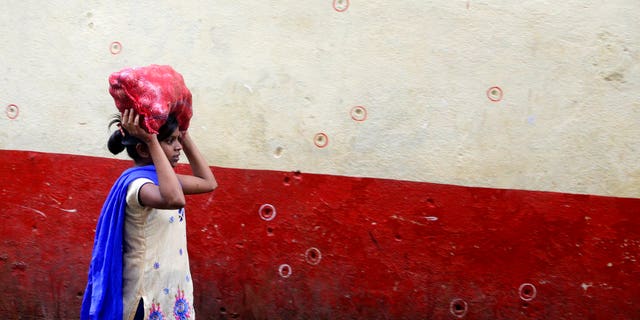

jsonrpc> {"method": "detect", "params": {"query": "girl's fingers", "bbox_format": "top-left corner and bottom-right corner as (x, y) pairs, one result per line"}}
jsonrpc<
(122, 109), (137, 129)
(122, 109), (130, 126)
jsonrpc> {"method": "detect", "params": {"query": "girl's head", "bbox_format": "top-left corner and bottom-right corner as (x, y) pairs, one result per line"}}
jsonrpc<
(108, 113), (181, 165)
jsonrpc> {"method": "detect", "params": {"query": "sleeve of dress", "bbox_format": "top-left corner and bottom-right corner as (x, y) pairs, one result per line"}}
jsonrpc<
(126, 178), (155, 208)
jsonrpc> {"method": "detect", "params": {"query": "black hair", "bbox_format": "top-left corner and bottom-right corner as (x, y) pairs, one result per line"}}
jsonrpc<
(107, 113), (180, 161)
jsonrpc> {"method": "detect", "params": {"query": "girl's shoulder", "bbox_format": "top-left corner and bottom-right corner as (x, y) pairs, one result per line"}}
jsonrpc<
(121, 165), (158, 184)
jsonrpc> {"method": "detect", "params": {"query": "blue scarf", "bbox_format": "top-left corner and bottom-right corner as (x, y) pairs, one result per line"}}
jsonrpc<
(81, 165), (158, 319)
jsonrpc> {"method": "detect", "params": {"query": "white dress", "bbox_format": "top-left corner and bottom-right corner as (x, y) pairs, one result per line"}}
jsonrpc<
(121, 178), (195, 320)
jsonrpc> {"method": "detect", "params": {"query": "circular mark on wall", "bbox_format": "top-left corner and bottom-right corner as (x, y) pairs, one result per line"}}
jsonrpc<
(273, 146), (284, 158)
(350, 106), (367, 122)
(110, 41), (122, 55)
(333, 0), (350, 12)
(305, 247), (322, 265)
(258, 204), (276, 221)
(314, 133), (329, 148)
(487, 86), (503, 102)
(6, 104), (19, 120)
(449, 298), (468, 318)
(519, 283), (537, 302)
(278, 264), (292, 278)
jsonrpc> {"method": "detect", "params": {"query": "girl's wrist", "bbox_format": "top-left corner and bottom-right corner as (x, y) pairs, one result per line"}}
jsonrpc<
(145, 134), (159, 144)
(179, 132), (193, 145)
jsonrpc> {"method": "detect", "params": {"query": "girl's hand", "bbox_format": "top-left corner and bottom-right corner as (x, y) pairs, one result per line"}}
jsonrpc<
(175, 128), (218, 195)
(121, 109), (155, 142)
(179, 130), (189, 142)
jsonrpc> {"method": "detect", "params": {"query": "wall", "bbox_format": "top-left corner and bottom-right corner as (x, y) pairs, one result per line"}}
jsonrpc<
(1, 1), (639, 318)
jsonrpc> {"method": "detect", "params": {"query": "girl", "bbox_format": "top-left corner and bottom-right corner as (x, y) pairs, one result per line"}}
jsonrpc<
(81, 109), (217, 320)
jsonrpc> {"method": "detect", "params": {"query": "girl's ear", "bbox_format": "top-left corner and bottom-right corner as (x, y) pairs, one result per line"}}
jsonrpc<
(136, 143), (150, 159)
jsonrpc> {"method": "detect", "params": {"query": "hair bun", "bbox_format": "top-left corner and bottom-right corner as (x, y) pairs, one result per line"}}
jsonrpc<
(107, 130), (126, 155)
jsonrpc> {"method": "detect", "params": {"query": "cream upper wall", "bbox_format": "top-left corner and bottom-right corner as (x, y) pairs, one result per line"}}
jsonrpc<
(1, 1), (639, 198)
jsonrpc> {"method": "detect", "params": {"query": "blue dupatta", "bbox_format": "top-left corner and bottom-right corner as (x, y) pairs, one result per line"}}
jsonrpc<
(81, 165), (158, 319)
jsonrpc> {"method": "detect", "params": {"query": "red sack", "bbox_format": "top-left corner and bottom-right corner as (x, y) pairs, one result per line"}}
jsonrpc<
(108, 64), (192, 134)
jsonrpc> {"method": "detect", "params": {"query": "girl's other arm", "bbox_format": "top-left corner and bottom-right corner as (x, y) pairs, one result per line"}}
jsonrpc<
(177, 131), (218, 195)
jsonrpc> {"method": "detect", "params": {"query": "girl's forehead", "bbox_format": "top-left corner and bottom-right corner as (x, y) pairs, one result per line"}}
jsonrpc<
(162, 130), (180, 141)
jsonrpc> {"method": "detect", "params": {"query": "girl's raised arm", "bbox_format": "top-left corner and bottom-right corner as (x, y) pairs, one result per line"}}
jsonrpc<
(177, 131), (218, 195)
(122, 109), (186, 209)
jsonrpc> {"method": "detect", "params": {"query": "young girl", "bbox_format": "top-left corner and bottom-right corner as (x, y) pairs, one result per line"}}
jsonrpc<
(81, 109), (217, 320)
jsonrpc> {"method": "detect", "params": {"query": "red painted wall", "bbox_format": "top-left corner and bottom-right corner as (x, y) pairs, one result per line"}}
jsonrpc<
(1, 150), (639, 319)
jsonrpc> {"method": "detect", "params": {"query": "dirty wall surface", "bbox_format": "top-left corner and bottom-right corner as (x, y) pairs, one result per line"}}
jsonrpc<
(1, 1), (639, 318)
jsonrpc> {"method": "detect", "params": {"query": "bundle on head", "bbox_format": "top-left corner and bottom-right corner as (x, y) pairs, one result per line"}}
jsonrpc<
(108, 64), (192, 134)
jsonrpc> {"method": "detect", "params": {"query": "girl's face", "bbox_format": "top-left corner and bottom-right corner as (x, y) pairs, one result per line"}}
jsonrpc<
(160, 130), (182, 167)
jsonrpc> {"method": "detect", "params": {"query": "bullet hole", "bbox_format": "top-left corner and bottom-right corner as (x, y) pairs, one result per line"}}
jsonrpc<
(274, 146), (284, 158)
(314, 133), (329, 148)
(519, 283), (537, 301)
(293, 170), (302, 180)
(350, 106), (367, 122)
(267, 227), (274, 236)
(259, 204), (276, 221)
(220, 307), (227, 314)
(279, 264), (292, 278)
(333, 0), (350, 12)
(305, 247), (322, 265)
(110, 41), (122, 55)
(487, 86), (503, 102)
(283, 175), (291, 186)
(425, 197), (436, 208)
(450, 298), (468, 318)
(6, 104), (19, 119)
(395, 234), (403, 241)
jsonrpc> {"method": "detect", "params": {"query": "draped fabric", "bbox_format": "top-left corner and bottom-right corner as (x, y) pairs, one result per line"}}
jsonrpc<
(81, 165), (158, 320)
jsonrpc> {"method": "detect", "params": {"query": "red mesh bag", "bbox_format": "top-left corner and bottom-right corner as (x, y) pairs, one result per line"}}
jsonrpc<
(108, 64), (192, 134)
